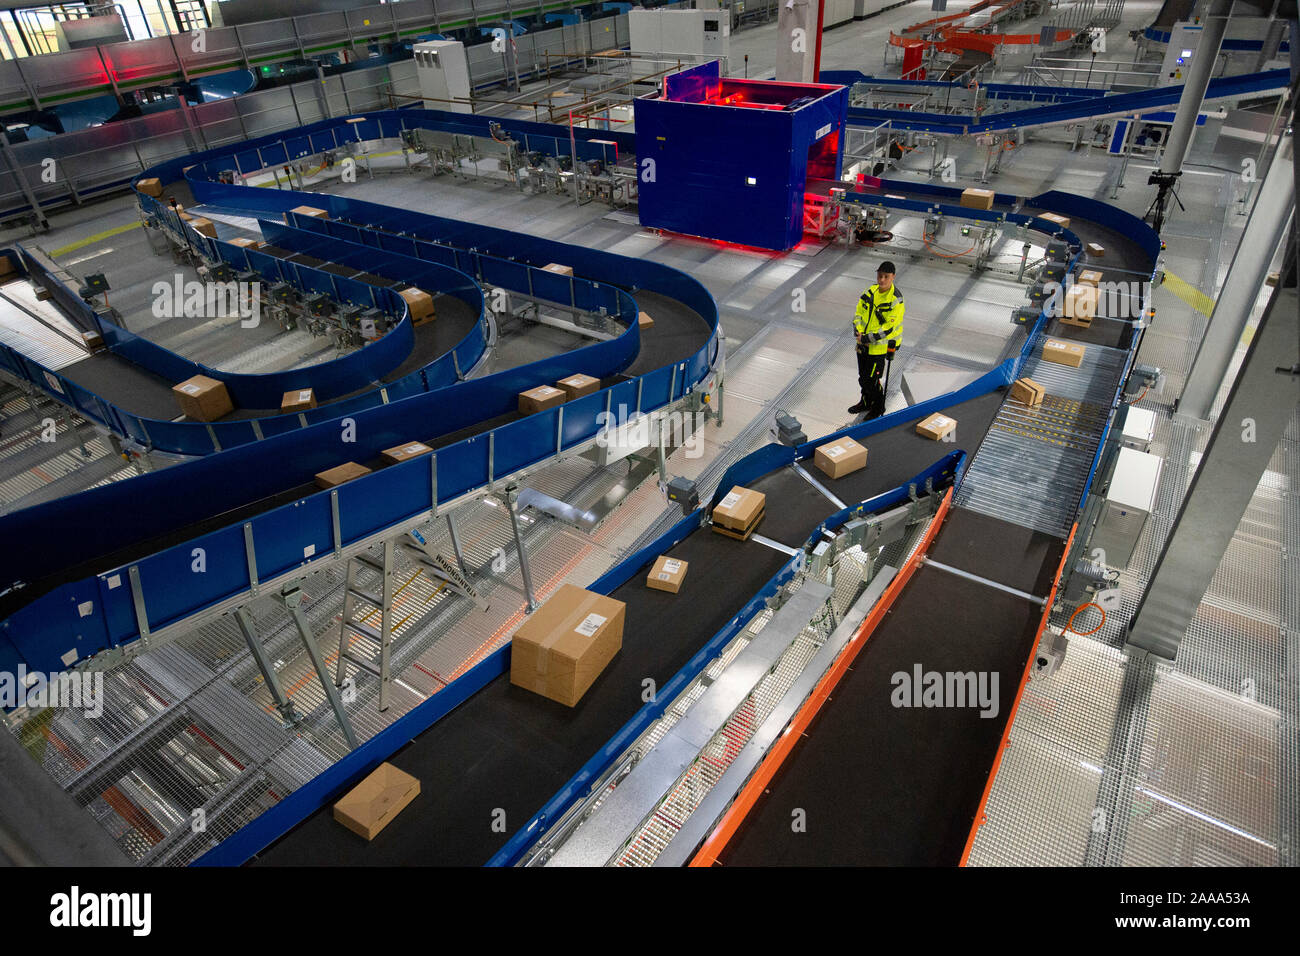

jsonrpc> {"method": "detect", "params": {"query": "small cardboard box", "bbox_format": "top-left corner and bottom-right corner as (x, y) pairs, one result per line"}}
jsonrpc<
(381, 441), (433, 465)
(1086, 242), (1105, 258)
(0, 254), (14, 277)
(137, 177), (163, 197)
(173, 375), (233, 422)
(638, 311), (654, 331)
(510, 584), (625, 707)
(315, 461), (372, 489)
(1043, 338), (1086, 368)
(647, 555), (688, 594)
(1010, 377), (1045, 406)
(1040, 212), (1071, 229)
(399, 288), (435, 325)
(813, 436), (868, 479)
(557, 373), (600, 399)
(281, 388), (317, 413)
(333, 762), (420, 841)
(1076, 269), (1103, 288)
(960, 187), (995, 210)
(916, 412), (957, 441)
(178, 211), (194, 222)
(1062, 284), (1097, 324)
(228, 237), (263, 248)
(35, 287), (51, 301)
(188, 217), (217, 238)
(286, 205), (329, 222)
(519, 384), (566, 414)
(712, 485), (765, 532)
(82, 330), (104, 351)
(542, 262), (574, 276)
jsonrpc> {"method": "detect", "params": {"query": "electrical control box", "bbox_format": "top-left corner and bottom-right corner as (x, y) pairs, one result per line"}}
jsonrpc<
(630, 9), (731, 59)
(414, 40), (472, 114)
(1119, 406), (1157, 453)
(1091, 447), (1162, 569)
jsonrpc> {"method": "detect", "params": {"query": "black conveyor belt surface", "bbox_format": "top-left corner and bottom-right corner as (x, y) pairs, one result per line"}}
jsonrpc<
(58, 352), (182, 421)
(928, 507), (1066, 595)
(1045, 315), (1131, 350)
(256, 530), (790, 866)
(623, 290), (712, 377)
(719, 563), (1046, 866)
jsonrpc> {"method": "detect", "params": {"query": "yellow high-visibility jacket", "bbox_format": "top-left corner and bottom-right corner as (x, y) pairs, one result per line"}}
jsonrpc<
(854, 284), (905, 356)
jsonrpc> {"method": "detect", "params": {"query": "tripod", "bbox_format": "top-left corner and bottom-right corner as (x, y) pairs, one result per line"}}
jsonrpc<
(1144, 170), (1185, 234)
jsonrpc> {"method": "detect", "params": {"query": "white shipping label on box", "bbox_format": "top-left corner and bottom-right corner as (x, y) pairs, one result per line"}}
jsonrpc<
(657, 572), (672, 581)
(826, 445), (844, 457)
(932, 416), (950, 427)
(538, 387), (559, 396)
(663, 559), (682, 573)
(575, 613), (607, 638)
(298, 390), (312, 401)
(719, 492), (741, 509)
(181, 384), (200, 395)
(403, 444), (424, 454)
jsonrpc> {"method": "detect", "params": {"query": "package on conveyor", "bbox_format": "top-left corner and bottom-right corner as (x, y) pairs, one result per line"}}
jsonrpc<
(542, 262), (574, 276)
(333, 762), (420, 840)
(1076, 269), (1103, 288)
(35, 287), (52, 301)
(381, 441), (433, 465)
(646, 555), (688, 594)
(960, 187), (995, 211)
(556, 373), (600, 399)
(172, 374), (233, 422)
(1086, 242), (1105, 258)
(1061, 284), (1097, 325)
(510, 584), (626, 707)
(1043, 338), (1086, 368)
(136, 178), (163, 197)
(916, 412), (957, 442)
(638, 311), (654, 331)
(281, 388), (317, 413)
(188, 217), (217, 239)
(519, 384), (566, 414)
(813, 436), (868, 479)
(228, 237), (265, 249)
(1009, 377), (1045, 407)
(1039, 212), (1071, 230)
(315, 462), (372, 489)
(82, 330), (104, 352)
(711, 485), (766, 540)
(285, 205), (329, 223)
(398, 287), (435, 325)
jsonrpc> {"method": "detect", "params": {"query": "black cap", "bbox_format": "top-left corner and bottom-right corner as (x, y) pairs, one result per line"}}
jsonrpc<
(878, 261), (896, 275)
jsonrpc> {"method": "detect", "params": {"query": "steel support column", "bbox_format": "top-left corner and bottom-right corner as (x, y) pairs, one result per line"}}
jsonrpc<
(505, 487), (538, 612)
(234, 607), (298, 724)
(281, 587), (359, 750)
(1158, 0), (1231, 177)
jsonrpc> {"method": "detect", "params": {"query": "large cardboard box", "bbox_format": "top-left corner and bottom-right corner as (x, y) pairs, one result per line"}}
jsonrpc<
(960, 187), (995, 210)
(1039, 212), (1071, 230)
(510, 584), (625, 707)
(638, 311), (655, 331)
(315, 461), (372, 489)
(556, 373), (600, 400)
(542, 262), (574, 276)
(916, 412), (957, 441)
(381, 441), (433, 465)
(333, 762), (420, 840)
(281, 388), (317, 413)
(286, 205), (329, 222)
(173, 375), (233, 421)
(646, 555), (688, 594)
(1076, 269), (1103, 288)
(519, 384), (566, 414)
(813, 436), (868, 479)
(398, 288), (435, 325)
(188, 217), (217, 238)
(712, 485), (765, 532)
(1010, 377), (1045, 406)
(1043, 338), (1086, 368)
(1062, 284), (1097, 324)
(137, 177), (163, 197)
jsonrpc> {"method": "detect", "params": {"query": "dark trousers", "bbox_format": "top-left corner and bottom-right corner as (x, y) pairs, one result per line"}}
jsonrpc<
(857, 348), (887, 418)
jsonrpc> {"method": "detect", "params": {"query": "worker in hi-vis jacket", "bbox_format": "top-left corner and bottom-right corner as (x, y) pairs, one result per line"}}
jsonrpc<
(849, 261), (905, 419)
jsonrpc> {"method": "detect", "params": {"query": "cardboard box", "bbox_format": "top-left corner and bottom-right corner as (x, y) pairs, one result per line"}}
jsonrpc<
(173, 375), (233, 422)
(638, 311), (654, 331)
(286, 205), (329, 222)
(1039, 212), (1071, 230)
(519, 384), (566, 414)
(557, 373), (600, 399)
(712, 485), (766, 532)
(1010, 377), (1045, 407)
(188, 216), (217, 238)
(281, 388), (317, 413)
(510, 584), (625, 707)
(1043, 338), (1086, 368)
(960, 187), (995, 211)
(1086, 242), (1105, 258)
(916, 412), (957, 441)
(542, 262), (574, 276)
(647, 555), (688, 594)
(82, 330), (104, 352)
(381, 441), (433, 465)
(137, 177), (163, 197)
(228, 237), (264, 249)
(333, 762), (420, 840)
(1062, 284), (1097, 324)
(35, 287), (52, 301)
(315, 461), (372, 489)
(813, 436), (868, 479)
(398, 287), (435, 325)
(0, 254), (14, 278)
(178, 211), (194, 222)
(1076, 269), (1103, 288)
